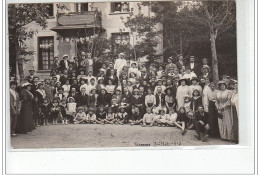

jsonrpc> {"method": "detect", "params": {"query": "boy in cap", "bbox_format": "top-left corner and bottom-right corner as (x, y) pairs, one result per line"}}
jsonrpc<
(26, 70), (35, 84)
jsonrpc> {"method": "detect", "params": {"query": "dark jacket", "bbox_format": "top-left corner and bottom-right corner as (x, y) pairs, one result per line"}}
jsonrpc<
(76, 93), (88, 107)
(195, 111), (209, 125)
(155, 93), (165, 107)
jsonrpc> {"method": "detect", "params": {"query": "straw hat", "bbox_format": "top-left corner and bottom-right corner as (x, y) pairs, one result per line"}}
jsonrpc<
(201, 65), (210, 72)
(22, 82), (32, 87)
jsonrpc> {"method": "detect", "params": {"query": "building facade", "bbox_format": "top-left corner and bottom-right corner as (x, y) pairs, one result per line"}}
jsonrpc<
(22, 2), (163, 78)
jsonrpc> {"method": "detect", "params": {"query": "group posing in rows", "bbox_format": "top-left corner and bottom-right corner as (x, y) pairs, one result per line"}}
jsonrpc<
(10, 52), (239, 143)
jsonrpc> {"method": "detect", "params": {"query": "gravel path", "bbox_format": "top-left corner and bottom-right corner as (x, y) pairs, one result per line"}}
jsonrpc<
(11, 124), (235, 149)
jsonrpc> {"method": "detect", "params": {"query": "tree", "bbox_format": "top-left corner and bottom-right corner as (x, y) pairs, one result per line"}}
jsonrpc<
(181, 1), (236, 82)
(121, 3), (160, 62)
(8, 4), (49, 82)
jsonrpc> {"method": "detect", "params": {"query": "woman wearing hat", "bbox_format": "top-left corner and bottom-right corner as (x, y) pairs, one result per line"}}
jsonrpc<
(165, 57), (177, 74)
(200, 65), (211, 79)
(230, 80), (238, 143)
(176, 78), (190, 110)
(35, 82), (46, 103)
(114, 53), (127, 77)
(16, 82), (36, 134)
(10, 81), (20, 136)
(189, 77), (202, 96)
(215, 81), (233, 141)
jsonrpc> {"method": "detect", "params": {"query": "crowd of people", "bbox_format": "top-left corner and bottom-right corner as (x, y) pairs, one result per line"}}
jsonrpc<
(9, 52), (239, 143)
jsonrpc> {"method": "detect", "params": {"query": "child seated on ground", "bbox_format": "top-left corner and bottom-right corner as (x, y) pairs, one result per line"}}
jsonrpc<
(142, 107), (154, 127)
(157, 109), (169, 127)
(86, 107), (100, 124)
(41, 98), (51, 125)
(96, 105), (106, 124)
(115, 106), (128, 125)
(74, 106), (88, 124)
(186, 111), (195, 130)
(166, 108), (187, 134)
(176, 107), (190, 135)
(129, 107), (143, 125)
(104, 107), (115, 124)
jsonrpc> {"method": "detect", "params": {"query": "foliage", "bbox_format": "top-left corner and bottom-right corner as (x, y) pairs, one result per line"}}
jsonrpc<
(8, 3), (49, 78)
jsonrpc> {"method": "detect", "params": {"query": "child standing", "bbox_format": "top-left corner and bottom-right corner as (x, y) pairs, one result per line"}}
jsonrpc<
(176, 107), (190, 135)
(50, 98), (62, 125)
(142, 107), (154, 127)
(60, 99), (67, 125)
(41, 98), (51, 125)
(33, 95), (41, 127)
(183, 95), (192, 113)
(66, 97), (77, 123)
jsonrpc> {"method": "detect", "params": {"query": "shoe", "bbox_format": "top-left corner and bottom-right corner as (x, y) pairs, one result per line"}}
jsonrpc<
(194, 134), (201, 140)
(202, 135), (209, 142)
(27, 132), (31, 134)
(11, 133), (17, 137)
(181, 129), (187, 135)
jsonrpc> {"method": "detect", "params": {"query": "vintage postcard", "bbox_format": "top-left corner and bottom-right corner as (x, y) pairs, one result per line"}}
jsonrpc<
(8, 1), (238, 149)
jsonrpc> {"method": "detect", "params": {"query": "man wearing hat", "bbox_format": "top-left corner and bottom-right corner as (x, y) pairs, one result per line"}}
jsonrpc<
(26, 69), (36, 84)
(10, 81), (20, 136)
(186, 56), (200, 75)
(165, 57), (177, 74)
(60, 54), (70, 71)
(114, 53), (127, 77)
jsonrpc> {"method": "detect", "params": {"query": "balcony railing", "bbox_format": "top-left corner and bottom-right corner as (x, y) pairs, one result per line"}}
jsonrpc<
(56, 11), (101, 26)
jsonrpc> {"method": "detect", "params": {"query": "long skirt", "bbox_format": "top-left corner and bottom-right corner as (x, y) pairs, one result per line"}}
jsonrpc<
(16, 101), (36, 133)
(208, 101), (219, 137)
(232, 105), (239, 143)
(218, 106), (233, 141)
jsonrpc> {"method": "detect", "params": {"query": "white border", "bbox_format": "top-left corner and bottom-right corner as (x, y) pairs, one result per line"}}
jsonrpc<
(2, 0), (257, 174)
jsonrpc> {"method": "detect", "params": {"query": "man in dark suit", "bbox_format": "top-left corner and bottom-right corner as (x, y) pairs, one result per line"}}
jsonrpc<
(10, 81), (20, 137)
(194, 105), (210, 142)
(175, 54), (185, 71)
(155, 87), (165, 108)
(59, 54), (70, 71)
(26, 70), (35, 84)
(186, 56), (200, 75)
(76, 87), (88, 107)
(132, 78), (141, 90)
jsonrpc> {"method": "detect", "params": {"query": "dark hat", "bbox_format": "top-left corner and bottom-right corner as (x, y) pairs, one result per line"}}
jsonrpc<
(164, 87), (172, 93)
(221, 75), (230, 79)
(10, 81), (17, 86)
(58, 87), (64, 91)
(29, 69), (35, 72)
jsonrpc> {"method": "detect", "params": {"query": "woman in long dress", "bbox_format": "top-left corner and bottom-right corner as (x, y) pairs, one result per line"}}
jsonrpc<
(207, 82), (219, 137)
(176, 79), (190, 110)
(16, 82), (36, 134)
(231, 81), (239, 143)
(215, 81), (233, 141)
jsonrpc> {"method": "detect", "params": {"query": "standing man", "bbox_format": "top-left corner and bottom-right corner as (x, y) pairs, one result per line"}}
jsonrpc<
(10, 81), (20, 137)
(59, 54), (70, 71)
(114, 53), (128, 77)
(175, 54), (185, 71)
(26, 70), (35, 84)
(186, 56), (200, 75)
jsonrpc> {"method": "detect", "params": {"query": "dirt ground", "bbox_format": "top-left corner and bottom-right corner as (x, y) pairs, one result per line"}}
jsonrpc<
(11, 124), (235, 149)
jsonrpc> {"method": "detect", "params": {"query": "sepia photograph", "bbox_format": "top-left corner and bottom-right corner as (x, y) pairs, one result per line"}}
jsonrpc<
(8, 1), (239, 149)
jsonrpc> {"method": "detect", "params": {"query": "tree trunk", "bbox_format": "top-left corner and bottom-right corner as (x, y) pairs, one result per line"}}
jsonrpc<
(179, 32), (183, 55)
(14, 37), (24, 82)
(210, 31), (219, 83)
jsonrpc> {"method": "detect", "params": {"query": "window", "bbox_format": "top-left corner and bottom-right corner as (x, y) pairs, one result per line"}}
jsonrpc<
(111, 2), (129, 13)
(76, 3), (88, 13)
(47, 4), (54, 17)
(38, 37), (54, 70)
(112, 32), (130, 53)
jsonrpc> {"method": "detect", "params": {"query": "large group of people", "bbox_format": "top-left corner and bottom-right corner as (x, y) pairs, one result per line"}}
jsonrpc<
(9, 52), (239, 143)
